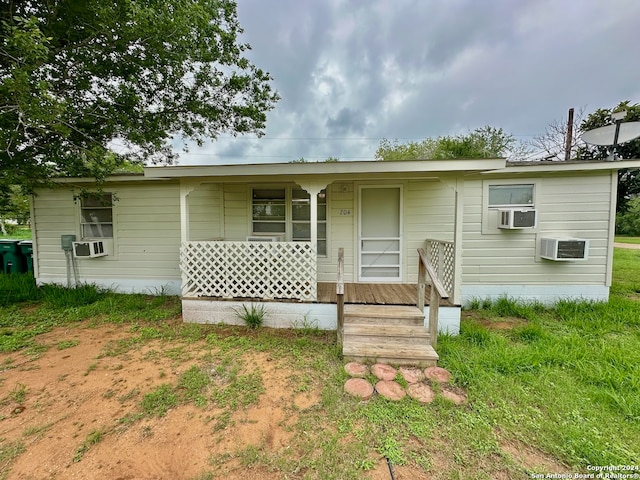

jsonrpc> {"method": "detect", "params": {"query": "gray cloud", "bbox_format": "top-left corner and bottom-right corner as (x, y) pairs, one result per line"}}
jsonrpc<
(175, 0), (640, 165)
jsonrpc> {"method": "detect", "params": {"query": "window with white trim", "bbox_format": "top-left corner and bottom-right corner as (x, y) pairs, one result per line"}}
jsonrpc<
(252, 188), (286, 234)
(80, 193), (113, 238)
(251, 187), (327, 255)
(488, 184), (534, 208)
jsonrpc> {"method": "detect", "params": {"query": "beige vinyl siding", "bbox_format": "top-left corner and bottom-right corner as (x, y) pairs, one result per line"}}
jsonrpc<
(404, 179), (456, 281)
(223, 184), (249, 240)
(462, 171), (613, 286)
(189, 183), (223, 240)
(32, 189), (78, 276)
(33, 182), (182, 283)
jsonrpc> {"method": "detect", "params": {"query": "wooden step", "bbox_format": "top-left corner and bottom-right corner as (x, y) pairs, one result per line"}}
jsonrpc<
(343, 324), (431, 346)
(344, 304), (425, 325)
(342, 342), (439, 367)
(341, 303), (437, 366)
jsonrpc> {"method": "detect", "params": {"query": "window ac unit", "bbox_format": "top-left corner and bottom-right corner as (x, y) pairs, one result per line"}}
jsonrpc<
(73, 240), (107, 258)
(498, 209), (537, 229)
(540, 237), (589, 261)
(246, 235), (282, 242)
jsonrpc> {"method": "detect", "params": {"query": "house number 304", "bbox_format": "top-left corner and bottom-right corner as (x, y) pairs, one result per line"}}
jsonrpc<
(339, 209), (351, 216)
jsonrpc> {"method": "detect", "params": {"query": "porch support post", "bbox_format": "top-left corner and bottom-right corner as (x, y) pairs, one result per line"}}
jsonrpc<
(452, 177), (464, 306)
(297, 181), (327, 252)
(179, 180), (203, 243)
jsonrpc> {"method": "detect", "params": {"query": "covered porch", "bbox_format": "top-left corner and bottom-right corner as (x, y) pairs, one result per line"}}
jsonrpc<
(179, 239), (456, 306)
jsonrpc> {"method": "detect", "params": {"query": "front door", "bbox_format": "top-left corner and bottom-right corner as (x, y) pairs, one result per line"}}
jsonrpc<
(359, 186), (401, 281)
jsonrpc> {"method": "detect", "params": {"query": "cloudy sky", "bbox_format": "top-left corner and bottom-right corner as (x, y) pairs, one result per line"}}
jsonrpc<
(176, 0), (640, 165)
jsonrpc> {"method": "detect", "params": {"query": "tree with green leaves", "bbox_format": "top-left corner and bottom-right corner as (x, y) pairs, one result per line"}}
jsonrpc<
(0, 0), (279, 192)
(375, 126), (526, 161)
(0, 185), (30, 235)
(577, 101), (640, 213)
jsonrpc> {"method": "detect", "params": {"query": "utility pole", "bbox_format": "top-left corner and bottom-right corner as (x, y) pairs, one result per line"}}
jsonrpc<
(564, 107), (574, 161)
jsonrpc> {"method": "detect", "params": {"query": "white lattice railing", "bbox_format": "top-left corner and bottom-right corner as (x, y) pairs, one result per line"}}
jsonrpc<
(425, 239), (454, 296)
(180, 241), (317, 301)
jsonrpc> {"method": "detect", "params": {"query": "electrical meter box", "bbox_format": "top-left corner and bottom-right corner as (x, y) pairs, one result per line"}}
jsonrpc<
(61, 235), (76, 251)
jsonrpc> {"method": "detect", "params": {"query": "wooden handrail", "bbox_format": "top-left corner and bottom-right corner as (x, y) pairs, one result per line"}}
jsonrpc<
(336, 248), (345, 347)
(417, 248), (449, 348)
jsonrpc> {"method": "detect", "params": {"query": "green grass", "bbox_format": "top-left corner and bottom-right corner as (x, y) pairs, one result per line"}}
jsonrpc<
(615, 235), (640, 244)
(73, 428), (105, 463)
(0, 226), (31, 240)
(0, 279), (181, 353)
(1, 249), (640, 478)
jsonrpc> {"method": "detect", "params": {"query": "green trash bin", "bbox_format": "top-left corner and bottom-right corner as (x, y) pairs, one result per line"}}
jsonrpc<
(19, 240), (33, 273)
(0, 240), (25, 273)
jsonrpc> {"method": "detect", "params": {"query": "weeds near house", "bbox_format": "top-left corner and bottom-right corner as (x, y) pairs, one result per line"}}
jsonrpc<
(233, 303), (266, 329)
(292, 313), (322, 335)
(0, 273), (38, 306)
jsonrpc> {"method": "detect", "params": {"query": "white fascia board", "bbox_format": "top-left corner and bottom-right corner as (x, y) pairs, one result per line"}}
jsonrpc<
(486, 159), (640, 175)
(143, 158), (506, 179)
(53, 174), (168, 184)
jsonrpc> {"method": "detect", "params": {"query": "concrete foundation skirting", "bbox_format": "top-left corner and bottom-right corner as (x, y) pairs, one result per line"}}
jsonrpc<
(36, 276), (182, 295)
(182, 299), (338, 330)
(183, 298), (462, 334)
(424, 306), (461, 335)
(461, 285), (610, 308)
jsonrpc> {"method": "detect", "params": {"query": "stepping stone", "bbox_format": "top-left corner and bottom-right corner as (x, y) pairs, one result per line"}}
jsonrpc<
(371, 363), (397, 381)
(424, 366), (452, 383)
(344, 362), (368, 378)
(399, 366), (425, 384)
(375, 380), (406, 401)
(440, 387), (467, 405)
(344, 378), (374, 400)
(407, 383), (435, 404)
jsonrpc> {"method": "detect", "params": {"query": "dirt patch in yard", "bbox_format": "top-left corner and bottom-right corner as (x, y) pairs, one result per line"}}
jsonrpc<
(0, 323), (299, 480)
(0, 318), (570, 479)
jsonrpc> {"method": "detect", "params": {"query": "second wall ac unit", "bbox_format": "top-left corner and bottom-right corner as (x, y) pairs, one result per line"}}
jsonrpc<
(540, 237), (589, 261)
(498, 209), (537, 229)
(73, 240), (107, 258)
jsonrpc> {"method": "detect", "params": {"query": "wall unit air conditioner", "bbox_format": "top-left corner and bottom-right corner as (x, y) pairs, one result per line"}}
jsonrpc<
(73, 240), (107, 258)
(498, 209), (537, 229)
(540, 237), (589, 261)
(246, 235), (282, 242)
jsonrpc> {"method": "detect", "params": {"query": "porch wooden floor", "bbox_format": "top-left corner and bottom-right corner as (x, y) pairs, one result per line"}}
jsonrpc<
(317, 282), (453, 306)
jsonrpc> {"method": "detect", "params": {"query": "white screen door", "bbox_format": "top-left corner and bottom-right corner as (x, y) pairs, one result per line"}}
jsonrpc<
(359, 186), (401, 281)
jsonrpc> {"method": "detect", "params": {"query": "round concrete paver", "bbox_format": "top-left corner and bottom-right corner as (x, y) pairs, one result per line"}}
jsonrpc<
(375, 380), (406, 401)
(399, 366), (425, 384)
(371, 363), (397, 381)
(441, 387), (466, 405)
(344, 362), (368, 378)
(344, 378), (374, 400)
(407, 383), (435, 404)
(424, 366), (452, 383)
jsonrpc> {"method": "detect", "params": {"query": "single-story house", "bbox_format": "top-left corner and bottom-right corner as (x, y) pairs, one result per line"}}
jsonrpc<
(29, 157), (640, 364)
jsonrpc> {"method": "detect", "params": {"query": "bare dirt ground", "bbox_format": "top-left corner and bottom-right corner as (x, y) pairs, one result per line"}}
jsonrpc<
(0, 320), (405, 480)
(1, 322), (294, 480)
(0, 318), (568, 480)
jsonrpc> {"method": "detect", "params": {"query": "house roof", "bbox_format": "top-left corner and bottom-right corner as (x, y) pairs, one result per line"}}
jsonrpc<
(142, 158), (507, 180)
(54, 158), (640, 184)
(492, 158), (640, 174)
